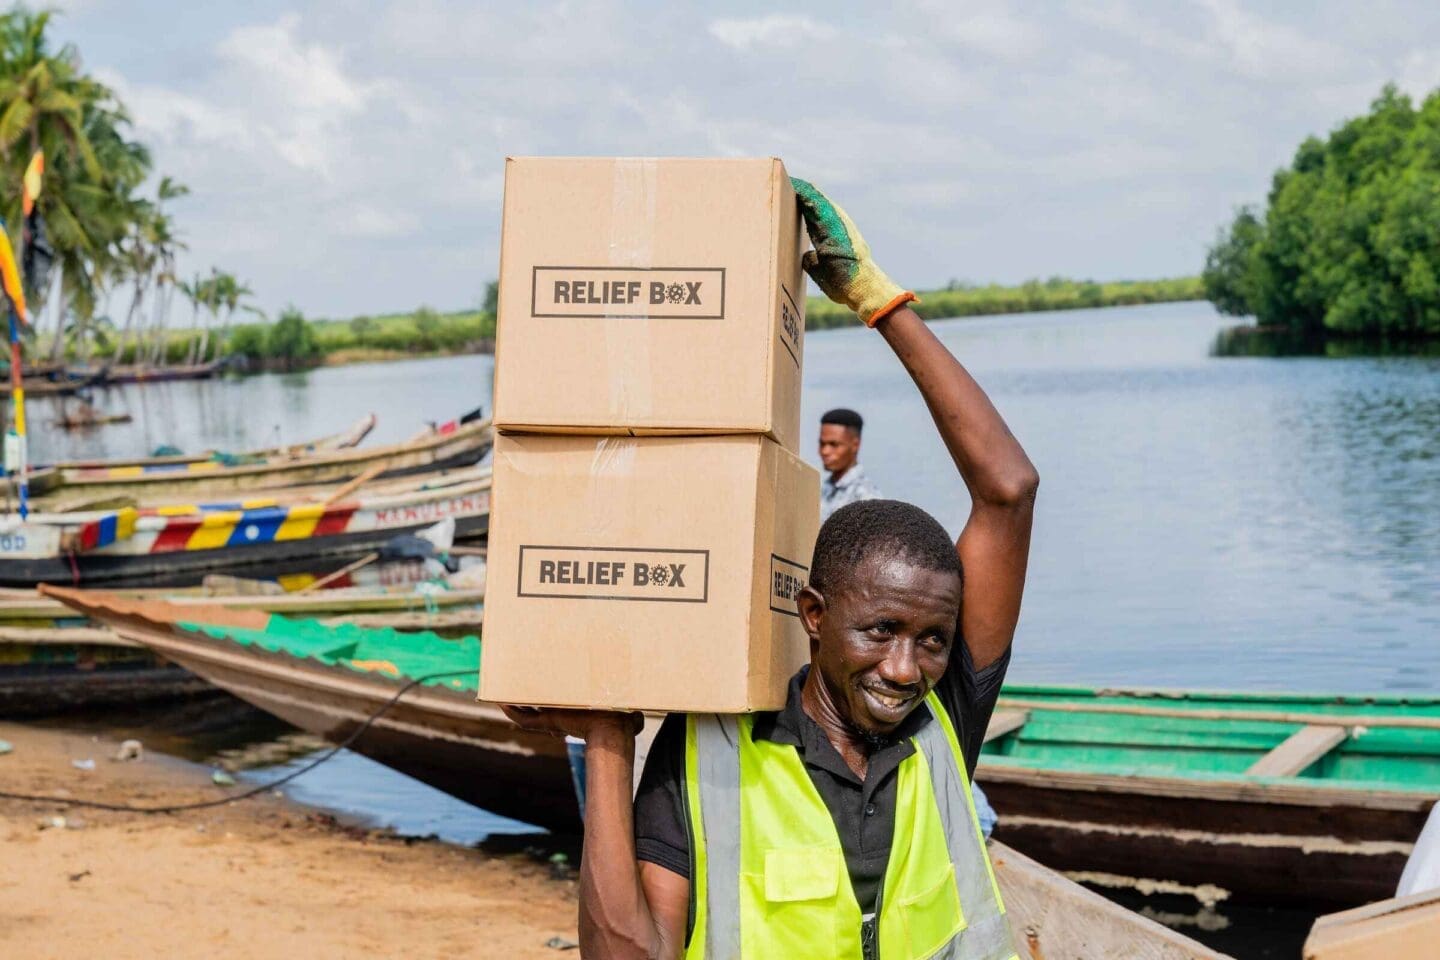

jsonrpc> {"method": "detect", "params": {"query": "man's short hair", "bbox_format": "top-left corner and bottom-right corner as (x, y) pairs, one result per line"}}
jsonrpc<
(809, 499), (961, 596)
(820, 408), (864, 434)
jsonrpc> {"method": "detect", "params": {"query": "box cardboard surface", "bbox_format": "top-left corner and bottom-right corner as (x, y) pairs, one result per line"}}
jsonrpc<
(1303, 890), (1440, 960)
(494, 157), (807, 451)
(479, 433), (819, 712)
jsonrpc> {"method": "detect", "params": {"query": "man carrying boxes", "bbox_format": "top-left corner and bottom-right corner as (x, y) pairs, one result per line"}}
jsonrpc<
(486, 162), (1037, 959)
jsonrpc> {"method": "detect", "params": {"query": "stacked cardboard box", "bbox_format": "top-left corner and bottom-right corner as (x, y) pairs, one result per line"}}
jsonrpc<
(481, 157), (819, 713)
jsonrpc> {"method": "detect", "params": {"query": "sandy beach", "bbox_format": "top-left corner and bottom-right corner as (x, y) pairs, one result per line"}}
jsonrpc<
(0, 722), (579, 960)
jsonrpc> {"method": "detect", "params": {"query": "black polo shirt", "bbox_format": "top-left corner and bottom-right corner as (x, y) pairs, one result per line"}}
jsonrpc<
(633, 642), (1008, 913)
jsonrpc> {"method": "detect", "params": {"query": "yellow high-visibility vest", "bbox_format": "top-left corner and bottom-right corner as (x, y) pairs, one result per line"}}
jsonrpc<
(683, 692), (1018, 959)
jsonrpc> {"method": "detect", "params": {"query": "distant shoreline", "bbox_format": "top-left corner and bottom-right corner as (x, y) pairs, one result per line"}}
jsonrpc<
(49, 276), (1203, 372)
(300, 295), (1215, 371)
(296, 277), (1204, 369)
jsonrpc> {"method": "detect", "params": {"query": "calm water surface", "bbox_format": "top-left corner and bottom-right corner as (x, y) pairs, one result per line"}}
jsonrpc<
(36, 300), (1440, 692)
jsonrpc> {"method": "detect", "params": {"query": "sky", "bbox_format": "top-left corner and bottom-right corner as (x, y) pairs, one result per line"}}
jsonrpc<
(51, 0), (1440, 318)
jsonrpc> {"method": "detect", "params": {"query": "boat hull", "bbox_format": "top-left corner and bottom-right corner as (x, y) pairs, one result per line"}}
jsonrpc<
(0, 643), (212, 716)
(6, 514), (488, 587)
(980, 761), (1431, 909)
(103, 615), (579, 831)
(39, 417), (491, 506)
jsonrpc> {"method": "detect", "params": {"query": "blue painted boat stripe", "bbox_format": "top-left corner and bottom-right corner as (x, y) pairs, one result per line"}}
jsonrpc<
(223, 506), (289, 547)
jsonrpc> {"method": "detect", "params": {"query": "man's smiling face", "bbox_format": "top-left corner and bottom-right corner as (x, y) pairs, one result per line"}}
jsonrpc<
(802, 553), (961, 739)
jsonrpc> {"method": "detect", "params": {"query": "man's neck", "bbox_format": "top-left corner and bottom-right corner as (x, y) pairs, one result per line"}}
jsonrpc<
(800, 667), (872, 779)
(828, 462), (857, 485)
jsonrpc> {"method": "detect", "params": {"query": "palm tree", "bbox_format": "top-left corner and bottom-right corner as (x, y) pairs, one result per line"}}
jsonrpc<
(0, 10), (147, 362)
(116, 177), (185, 367)
(212, 271), (261, 358)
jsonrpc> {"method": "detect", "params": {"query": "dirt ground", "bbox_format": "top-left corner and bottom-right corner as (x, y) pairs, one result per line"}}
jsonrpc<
(0, 722), (580, 960)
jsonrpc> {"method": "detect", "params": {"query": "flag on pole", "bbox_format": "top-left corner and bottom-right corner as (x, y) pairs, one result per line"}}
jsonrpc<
(4, 149), (42, 518)
(22, 150), (52, 299)
(22, 151), (42, 216)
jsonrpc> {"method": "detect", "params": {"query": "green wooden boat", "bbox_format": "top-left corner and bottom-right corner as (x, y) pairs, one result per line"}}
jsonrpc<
(41, 586), (579, 832)
(977, 685), (1440, 908)
(41, 586), (1230, 958)
(40, 585), (1440, 911)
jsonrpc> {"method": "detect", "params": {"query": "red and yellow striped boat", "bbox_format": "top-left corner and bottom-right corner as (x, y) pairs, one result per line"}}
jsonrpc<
(1, 469), (490, 586)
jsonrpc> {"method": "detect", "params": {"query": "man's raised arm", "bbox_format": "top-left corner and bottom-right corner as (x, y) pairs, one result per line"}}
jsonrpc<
(793, 180), (1039, 670)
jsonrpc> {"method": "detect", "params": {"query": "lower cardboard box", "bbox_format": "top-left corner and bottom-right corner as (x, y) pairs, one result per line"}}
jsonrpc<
(480, 432), (819, 713)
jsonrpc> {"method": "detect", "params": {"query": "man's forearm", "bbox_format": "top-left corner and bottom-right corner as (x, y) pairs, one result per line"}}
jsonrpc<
(577, 725), (660, 959)
(877, 307), (1038, 506)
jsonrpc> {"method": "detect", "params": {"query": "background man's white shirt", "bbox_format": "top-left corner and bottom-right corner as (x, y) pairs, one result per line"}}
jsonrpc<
(821, 463), (882, 522)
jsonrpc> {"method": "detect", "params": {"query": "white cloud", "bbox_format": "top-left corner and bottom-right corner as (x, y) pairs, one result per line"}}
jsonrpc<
(57, 1), (1440, 316)
(915, 0), (1044, 61)
(707, 15), (836, 52)
(1196, 0), (1349, 81)
(219, 14), (375, 114)
(335, 204), (419, 239)
(1397, 51), (1440, 101)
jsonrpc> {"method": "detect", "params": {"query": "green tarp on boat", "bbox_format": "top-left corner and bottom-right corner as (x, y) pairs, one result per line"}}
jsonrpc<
(181, 615), (480, 694)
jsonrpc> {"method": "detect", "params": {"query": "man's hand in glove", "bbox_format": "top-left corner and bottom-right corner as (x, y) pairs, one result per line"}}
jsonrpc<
(791, 178), (918, 327)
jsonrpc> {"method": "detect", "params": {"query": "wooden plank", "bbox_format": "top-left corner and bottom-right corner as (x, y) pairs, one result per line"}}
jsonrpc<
(985, 709), (1029, 743)
(991, 840), (1232, 959)
(0, 626), (136, 647)
(977, 763), (1437, 810)
(1247, 724), (1348, 777)
(1304, 889), (1440, 959)
(998, 696), (1440, 731)
(297, 553), (380, 593)
(323, 461), (387, 505)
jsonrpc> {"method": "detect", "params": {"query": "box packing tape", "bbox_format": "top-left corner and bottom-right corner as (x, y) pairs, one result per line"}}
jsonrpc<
(605, 158), (657, 426)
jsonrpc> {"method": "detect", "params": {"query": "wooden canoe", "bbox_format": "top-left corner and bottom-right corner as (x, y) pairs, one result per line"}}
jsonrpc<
(57, 457), (490, 514)
(1, 563), (484, 715)
(0, 371), (103, 397)
(41, 589), (577, 830)
(47, 413), (377, 471)
(977, 685), (1440, 909)
(92, 361), (223, 384)
(54, 412), (133, 429)
(39, 588), (1230, 958)
(1302, 888), (1440, 958)
(1, 471), (490, 585)
(32, 414), (490, 507)
(992, 840), (1230, 959)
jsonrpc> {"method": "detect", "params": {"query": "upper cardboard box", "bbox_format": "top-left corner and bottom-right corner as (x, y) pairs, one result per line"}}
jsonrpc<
(494, 157), (807, 451)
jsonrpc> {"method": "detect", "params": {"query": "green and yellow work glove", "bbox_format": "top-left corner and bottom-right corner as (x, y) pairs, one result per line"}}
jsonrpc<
(791, 178), (917, 327)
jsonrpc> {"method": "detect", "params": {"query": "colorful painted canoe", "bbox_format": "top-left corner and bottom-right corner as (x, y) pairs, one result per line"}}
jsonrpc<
(48, 413), (377, 471)
(977, 685), (1440, 908)
(2, 470), (490, 585)
(38, 588), (1228, 959)
(33, 413), (490, 509)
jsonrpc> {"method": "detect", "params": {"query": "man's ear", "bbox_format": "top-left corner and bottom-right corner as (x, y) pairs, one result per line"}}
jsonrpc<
(797, 585), (826, 650)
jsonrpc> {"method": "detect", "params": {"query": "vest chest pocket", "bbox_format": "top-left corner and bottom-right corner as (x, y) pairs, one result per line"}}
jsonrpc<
(742, 847), (845, 958)
(891, 866), (965, 959)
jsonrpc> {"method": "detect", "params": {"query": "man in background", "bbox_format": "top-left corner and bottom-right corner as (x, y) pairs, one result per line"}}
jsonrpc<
(819, 407), (881, 521)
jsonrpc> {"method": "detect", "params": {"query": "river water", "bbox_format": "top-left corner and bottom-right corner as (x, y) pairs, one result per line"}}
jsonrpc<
(28, 301), (1440, 956)
(35, 300), (1440, 692)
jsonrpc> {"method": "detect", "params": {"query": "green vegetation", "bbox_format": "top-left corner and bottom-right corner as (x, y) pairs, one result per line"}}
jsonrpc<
(312, 306), (494, 359)
(288, 276), (1195, 367)
(1204, 85), (1440, 338)
(222, 304), (494, 370)
(805, 275), (1203, 329)
(0, 8), (259, 365)
(264, 307), (320, 369)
